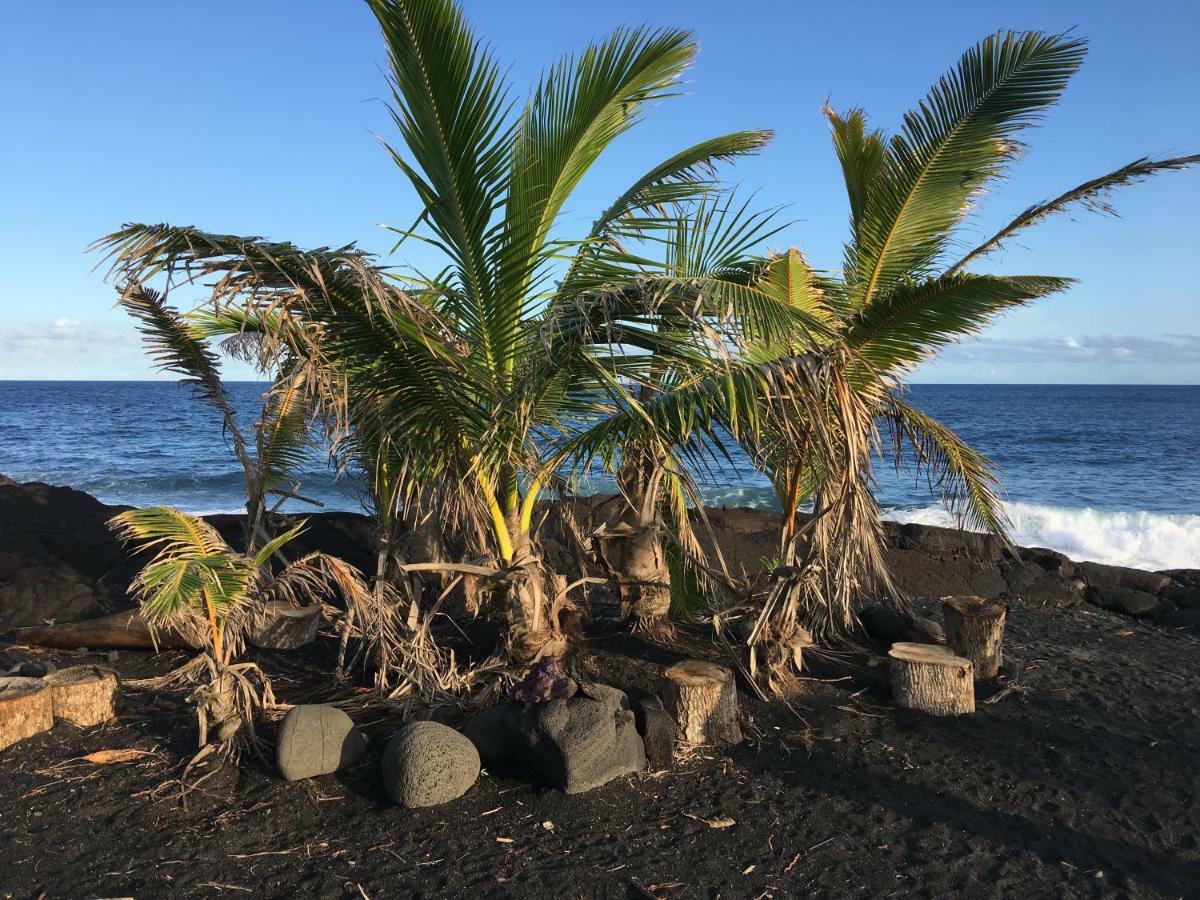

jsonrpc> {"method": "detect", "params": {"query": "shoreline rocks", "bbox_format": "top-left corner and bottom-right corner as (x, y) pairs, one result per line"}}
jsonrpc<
(2, 479), (1197, 634)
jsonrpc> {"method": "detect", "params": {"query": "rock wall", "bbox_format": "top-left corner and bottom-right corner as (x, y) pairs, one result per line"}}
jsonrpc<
(1, 478), (1197, 632)
(0, 478), (374, 631)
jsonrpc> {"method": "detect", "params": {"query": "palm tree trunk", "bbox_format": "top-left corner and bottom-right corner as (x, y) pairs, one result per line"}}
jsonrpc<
(499, 510), (564, 662)
(603, 444), (672, 631)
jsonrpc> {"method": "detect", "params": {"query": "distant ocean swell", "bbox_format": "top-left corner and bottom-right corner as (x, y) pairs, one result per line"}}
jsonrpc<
(2, 382), (1198, 572)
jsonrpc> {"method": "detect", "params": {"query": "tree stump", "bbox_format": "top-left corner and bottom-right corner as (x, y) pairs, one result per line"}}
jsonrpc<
(248, 602), (321, 650)
(942, 595), (1007, 680)
(663, 660), (742, 747)
(0, 677), (54, 750)
(44, 666), (120, 727)
(888, 643), (975, 716)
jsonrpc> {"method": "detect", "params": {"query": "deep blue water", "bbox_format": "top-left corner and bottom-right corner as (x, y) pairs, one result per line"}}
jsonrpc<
(1, 382), (1197, 569)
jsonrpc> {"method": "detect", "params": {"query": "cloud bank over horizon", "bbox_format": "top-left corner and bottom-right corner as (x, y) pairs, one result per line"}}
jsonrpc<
(1, 316), (1197, 384)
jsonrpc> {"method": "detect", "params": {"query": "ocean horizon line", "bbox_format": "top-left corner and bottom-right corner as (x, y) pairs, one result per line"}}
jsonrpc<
(2, 379), (1198, 388)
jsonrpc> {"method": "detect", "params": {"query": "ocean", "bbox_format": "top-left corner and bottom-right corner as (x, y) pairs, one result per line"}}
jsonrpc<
(1, 382), (1197, 571)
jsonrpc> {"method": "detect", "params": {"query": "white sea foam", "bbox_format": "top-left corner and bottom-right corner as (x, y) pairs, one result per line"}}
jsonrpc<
(885, 502), (1200, 571)
(695, 485), (1199, 571)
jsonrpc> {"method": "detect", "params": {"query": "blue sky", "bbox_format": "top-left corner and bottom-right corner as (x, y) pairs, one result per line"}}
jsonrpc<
(1, 0), (1196, 383)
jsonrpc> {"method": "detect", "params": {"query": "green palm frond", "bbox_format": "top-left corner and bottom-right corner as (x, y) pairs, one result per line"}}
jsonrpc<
(848, 31), (1086, 306)
(371, 0), (512, 339)
(950, 154), (1200, 271)
(845, 272), (1074, 370)
(824, 106), (888, 247)
(884, 395), (1011, 538)
(109, 507), (254, 626)
(587, 130), (773, 242)
(497, 25), (699, 336)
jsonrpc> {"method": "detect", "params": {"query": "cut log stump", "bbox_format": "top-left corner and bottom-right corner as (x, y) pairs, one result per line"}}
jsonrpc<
(942, 595), (1007, 681)
(888, 643), (974, 716)
(249, 602), (321, 650)
(663, 660), (742, 748)
(0, 677), (54, 750)
(44, 665), (120, 727)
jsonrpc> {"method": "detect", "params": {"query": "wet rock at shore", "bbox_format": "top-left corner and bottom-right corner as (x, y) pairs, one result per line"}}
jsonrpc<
(382, 721), (480, 808)
(1079, 561), (1170, 596)
(276, 705), (367, 782)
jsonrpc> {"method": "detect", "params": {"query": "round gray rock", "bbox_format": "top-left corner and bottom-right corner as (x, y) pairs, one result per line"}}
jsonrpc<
(382, 721), (480, 808)
(276, 704), (367, 782)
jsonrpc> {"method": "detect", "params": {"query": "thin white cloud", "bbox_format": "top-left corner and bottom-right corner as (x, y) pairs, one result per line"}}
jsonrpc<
(936, 333), (1200, 365)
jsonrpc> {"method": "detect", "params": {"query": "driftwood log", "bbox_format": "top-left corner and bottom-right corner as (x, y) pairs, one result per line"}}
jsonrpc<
(14, 608), (200, 651)
(44, 665), (120, 727)
(249, 602), (321, 650)
(0, 677), (54, 750)
(663, 660), (742, 747)
(888, 642), (975, 716)
(942, 595), (1007, 680)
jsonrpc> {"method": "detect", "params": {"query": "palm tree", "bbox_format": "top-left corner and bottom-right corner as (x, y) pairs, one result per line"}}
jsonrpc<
(109, 507), (367, 761)
(740, 31), (1198, 683)
(97, 0), (814, 663)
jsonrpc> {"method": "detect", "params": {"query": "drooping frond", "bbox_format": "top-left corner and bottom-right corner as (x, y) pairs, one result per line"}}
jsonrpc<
(884, 395), (1011, 538)
(117, 283), (244, 454)
(109, 506), (253, 630)
(848, 31), (1087, 306)
(950, 154), (1200, 271)
(254, 365), (313, 499)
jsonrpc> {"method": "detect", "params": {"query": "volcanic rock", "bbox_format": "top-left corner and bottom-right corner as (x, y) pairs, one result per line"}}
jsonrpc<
(276, 705), (367, 782)
(381, 721), (480, 808)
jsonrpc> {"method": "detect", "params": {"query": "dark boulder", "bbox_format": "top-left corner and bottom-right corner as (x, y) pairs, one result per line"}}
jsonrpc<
(1078, 561), (1169, 596)
(381, 721), (480, 808)
(507, 682), (646, 794)
(628, 690), (676, 770)
(1086, 586), (1162, 618)
(1161, 582), (1200, 610)
(463, 704), (516, 766)
(276, 704), (367, 782)
(858, 605), (912, 644)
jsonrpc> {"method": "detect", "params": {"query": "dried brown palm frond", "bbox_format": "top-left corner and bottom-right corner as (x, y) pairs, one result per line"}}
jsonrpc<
(743, 351), (894, 690)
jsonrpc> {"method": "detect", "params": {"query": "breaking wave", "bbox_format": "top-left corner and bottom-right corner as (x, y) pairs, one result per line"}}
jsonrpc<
(885, 502), (1200, 571)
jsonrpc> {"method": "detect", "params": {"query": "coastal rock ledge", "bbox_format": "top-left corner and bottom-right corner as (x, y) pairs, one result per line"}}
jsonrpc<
(1, 478), (1197, 633)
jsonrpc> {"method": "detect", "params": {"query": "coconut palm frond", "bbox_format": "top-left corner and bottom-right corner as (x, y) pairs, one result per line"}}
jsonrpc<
(845, 272), (1074, 371)
(848, 31), (1087, 305)
(884, 395), (1011, 539)
(825, 106), (888, 250)
(950, 154), (1200, 271)
(254, 366), (313, 500)
(117, 283), (243, 445)
(371, 0), (513, 340)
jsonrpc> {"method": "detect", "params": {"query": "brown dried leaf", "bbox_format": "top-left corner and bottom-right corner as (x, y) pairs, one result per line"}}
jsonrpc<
(82, 748), (150, 764)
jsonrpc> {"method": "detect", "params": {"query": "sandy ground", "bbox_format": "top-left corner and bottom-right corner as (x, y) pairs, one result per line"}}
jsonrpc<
(2, 590), (1198, 900)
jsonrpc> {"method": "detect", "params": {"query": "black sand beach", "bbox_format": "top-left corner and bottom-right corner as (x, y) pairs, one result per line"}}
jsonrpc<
(2, 480), (1199, 898)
